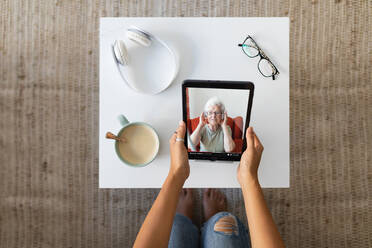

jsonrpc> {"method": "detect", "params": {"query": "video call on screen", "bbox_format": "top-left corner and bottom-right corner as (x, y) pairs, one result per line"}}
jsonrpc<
(186, 87), (250, 154)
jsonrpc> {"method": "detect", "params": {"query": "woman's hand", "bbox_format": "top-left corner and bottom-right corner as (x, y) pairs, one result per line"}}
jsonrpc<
(238, 127), (285, 248)
(221, 112), (228, 128)
(169, 121), (190, 184)
(134, 121), (190, 248)
(199, 112), (207, 128)
(237, 127), (264, 186)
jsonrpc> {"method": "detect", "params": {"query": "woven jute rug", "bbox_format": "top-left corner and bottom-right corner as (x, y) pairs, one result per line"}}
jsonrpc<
(0, 0), (371, 247)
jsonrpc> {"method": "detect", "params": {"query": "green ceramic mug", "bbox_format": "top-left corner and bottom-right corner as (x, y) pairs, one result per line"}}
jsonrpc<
(108, 115), (160, 167)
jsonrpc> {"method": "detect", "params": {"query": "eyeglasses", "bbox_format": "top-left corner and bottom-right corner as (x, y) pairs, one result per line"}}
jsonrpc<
(238, 35), (279, 80)
(206, 111), (223, 116)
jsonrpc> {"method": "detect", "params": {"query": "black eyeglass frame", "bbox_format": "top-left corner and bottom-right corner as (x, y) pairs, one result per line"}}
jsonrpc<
(238, 35), (279, 80)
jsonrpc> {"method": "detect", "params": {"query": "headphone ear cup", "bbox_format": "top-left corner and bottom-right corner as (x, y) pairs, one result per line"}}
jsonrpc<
(126, 29), (152, 47)
(113, 40), (129, 65)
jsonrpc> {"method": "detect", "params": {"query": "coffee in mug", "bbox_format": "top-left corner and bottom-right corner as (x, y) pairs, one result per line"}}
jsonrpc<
(106, 115), (160, 167)
(118, 124), (159, 165)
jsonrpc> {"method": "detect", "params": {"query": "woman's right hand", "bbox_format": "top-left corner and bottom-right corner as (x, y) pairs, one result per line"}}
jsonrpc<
(199, 112), (207, 128)
(169, 121), (190, 184)
(237, 127), (264, 186)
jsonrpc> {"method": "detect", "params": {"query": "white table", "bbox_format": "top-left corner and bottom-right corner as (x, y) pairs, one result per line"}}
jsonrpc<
(99, 17), (289, 188)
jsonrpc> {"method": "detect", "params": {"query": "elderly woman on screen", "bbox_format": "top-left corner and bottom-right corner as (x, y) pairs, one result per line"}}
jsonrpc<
(190, 97), (235, 153)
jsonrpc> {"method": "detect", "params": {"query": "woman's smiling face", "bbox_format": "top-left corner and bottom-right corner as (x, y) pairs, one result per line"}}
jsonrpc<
(206, 105), (223, 126)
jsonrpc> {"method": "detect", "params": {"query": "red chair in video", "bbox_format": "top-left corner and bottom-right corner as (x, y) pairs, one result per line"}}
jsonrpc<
(187, 116), (244, 153)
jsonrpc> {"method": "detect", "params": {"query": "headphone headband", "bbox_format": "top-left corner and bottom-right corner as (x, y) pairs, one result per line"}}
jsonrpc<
(127, 27), (152, 40)
(112, 26), (179, 95)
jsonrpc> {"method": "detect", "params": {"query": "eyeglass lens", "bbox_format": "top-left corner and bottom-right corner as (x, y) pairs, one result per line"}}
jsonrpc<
(258, 59), (275, 77)
(242, 38), (259, 57)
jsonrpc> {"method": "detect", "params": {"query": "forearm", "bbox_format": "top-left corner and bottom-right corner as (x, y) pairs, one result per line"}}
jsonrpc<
(190, 125), (203, 146)
(133, 174), (184, 248)
(222, 126), (235, 152)
(241, 179), (285, 248)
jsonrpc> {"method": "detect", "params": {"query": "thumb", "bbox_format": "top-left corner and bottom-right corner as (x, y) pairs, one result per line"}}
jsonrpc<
(176, 120), (186, 139)
(245, 127), (255, 149)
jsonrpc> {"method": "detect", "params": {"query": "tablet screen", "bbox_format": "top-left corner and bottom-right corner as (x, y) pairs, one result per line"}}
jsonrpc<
(183, 80), (254, 161)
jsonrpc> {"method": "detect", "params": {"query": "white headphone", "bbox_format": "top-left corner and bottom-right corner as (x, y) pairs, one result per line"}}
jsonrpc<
(112, 26), (179, 95)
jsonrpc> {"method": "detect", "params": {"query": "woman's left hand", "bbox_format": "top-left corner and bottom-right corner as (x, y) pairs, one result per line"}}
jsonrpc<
(221, 112), (228, 128)
(169, 121), (190, 184)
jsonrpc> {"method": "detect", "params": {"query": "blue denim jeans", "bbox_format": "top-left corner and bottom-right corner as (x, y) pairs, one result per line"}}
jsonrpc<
(168, 212), (251, 248)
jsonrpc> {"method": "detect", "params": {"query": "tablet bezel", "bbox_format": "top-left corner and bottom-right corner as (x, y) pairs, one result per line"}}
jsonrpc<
(182, 79), (255, 161)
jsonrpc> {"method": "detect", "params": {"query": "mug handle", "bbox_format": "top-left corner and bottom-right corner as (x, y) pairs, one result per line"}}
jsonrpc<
(118, 115), (129, 126)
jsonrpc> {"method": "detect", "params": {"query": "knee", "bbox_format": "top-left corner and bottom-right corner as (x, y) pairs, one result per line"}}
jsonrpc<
(213, 214), (239, 235)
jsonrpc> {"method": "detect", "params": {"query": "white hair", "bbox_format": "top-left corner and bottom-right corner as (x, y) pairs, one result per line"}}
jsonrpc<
(204, 97), (225, 113)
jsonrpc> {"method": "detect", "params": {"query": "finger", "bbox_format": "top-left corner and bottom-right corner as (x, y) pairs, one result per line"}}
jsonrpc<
(176, 120), (186, 139)
(253, 132), (263, 150)
(245, 126), (255, 149)
(169, 132), (177, 144)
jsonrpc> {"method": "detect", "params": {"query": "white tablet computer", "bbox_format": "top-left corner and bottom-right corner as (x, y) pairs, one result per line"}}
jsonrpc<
(182, 79), (254, 161)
